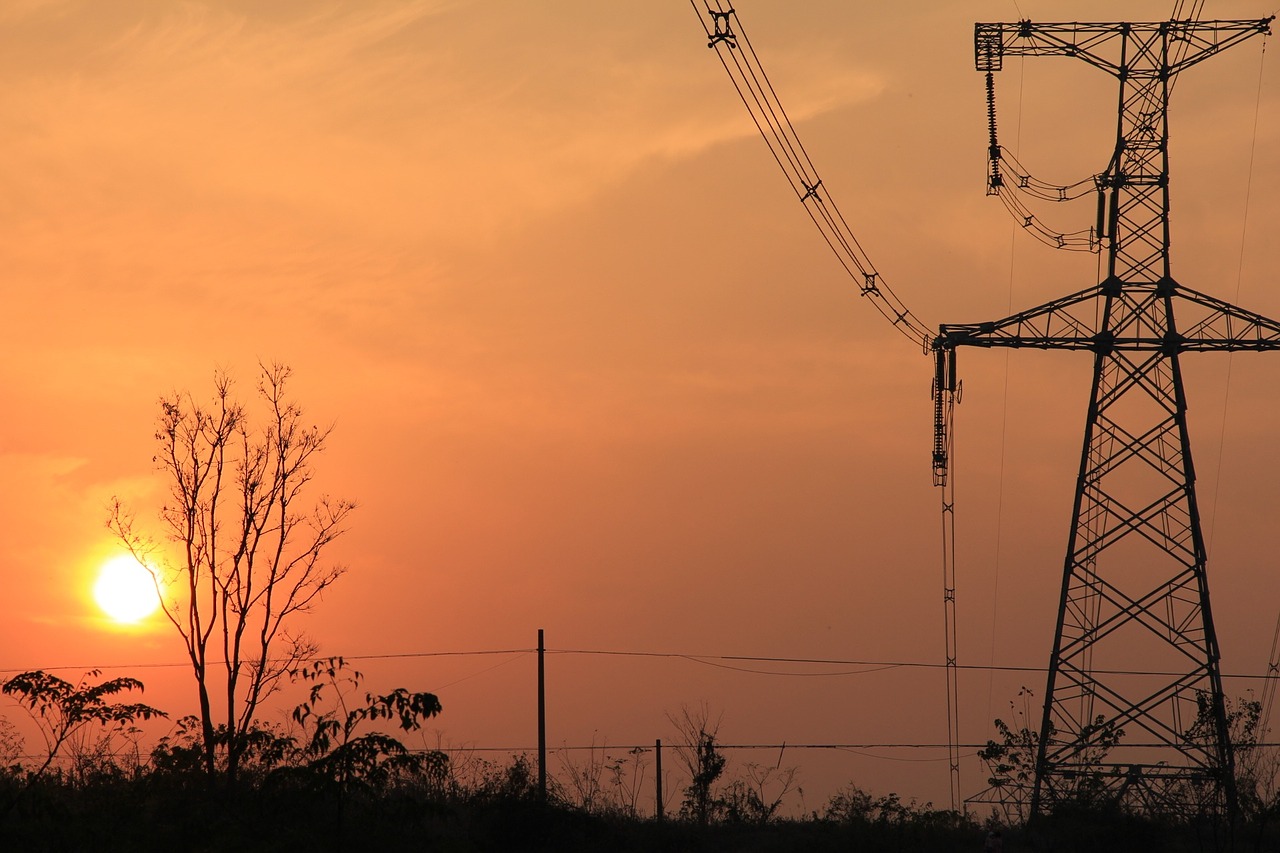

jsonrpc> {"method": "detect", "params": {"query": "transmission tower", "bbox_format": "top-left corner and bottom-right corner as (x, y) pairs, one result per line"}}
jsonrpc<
(935, 17), (1275, 819)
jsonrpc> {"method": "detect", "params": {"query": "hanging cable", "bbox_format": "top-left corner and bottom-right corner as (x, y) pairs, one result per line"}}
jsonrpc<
(938, 397), (961, 813)
(983, 66), (1101, 252)
(1168, 0), (1205, 97)
(690, 0), (933, 349)
(1208, 34), (1269, 553)
(1229, 35), (1280, 734)
(988, 55), (1025, 731)
(1199, 33), (1277, 729)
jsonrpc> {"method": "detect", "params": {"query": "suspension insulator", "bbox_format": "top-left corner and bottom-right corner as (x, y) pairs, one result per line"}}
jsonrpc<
(986, 71), (1003, 192)
(932, 347), (951, 486)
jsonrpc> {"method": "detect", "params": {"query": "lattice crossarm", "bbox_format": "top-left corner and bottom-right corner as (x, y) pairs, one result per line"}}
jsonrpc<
(1165, 18), (1275, 77)
(975, 22), (1126, 74)
(939, 286), (1103, 351)
(1172, 288), (1280, 350)
(976, 19), (1272, 76)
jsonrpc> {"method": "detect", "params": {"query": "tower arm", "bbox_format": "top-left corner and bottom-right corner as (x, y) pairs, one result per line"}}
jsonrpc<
(935, 284), (1105, 353)
(929, 283), (1102, 487)
(935, 284), (1280, 354)
(1166, 18), (1274, 76)
(929, 282), (1280, 490)
(976, 19), (1272, 76)
(1173, 287), (1280, 350)
(976, 22), (1128, 74)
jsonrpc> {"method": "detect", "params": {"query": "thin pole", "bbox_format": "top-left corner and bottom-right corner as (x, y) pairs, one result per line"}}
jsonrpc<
(538, 628), (546, 802)
(655, 738), (664, 820)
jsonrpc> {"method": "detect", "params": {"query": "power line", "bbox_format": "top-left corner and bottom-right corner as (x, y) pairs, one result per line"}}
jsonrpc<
(549, 648), (1280, 682)
(441, 743), (968, 752)
(23, 737), (1280, 764)
(689, 0), (933, 348)
(0, 648), (529, 676)
(6, 645), (1276, 683)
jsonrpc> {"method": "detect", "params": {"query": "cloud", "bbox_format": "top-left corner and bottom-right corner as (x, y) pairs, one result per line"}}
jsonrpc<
(1, 2), (889, 256)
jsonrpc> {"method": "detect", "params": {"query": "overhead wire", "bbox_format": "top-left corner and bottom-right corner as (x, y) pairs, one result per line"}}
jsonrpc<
(1235, 34), (1280, 736)
(0, 648), (531, 675)
(939, 445), (961, 810)
(995, 149), (1098, 201)
(690, 0), (933, 349)
(1202, 37), (1268, 552)
(987, 53), (1027, 737)
(676, 656), (902, 677)
(690, 0), (963, 808)
(1192, 25), (1280, 733)
(1167, 0), (1205, 99)
(427, 651), (530, 693)
(5, 644), (1280, 682)
(984, 68), (1101, 252)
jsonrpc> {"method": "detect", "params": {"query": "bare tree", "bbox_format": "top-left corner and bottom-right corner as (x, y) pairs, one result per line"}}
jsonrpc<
(668, 703), (726, 825)
(110, 363), (355, 783)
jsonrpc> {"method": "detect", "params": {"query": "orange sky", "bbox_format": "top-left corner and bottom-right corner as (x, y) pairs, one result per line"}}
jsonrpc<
(3, 0), (1280, 810)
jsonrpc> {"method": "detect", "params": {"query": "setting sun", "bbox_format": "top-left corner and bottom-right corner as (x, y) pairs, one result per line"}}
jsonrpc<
(93, 555), (161, 623)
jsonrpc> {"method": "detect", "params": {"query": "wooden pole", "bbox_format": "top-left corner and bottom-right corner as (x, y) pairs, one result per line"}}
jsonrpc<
(655, 738), (663, 820)
(537, 628), (546, 802)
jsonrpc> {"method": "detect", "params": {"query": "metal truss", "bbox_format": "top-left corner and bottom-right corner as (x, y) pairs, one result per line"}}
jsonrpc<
(941, 15), (1275, 821)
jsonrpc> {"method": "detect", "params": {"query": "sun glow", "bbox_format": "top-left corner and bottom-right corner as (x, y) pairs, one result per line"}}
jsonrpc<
(93, 556), (161, 623)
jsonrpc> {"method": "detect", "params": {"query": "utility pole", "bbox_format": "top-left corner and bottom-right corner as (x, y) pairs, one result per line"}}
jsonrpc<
(937, 16), (1276, 819)
(538, 628), (546, 801)
(655, 739), (664, 820)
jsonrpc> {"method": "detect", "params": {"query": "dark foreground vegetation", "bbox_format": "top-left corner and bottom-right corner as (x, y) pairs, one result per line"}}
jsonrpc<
(1, 669), (1278, 853)
(0, 667), (971, 852)
(0, 766), (961, 853)
(3, 762), (1280, 853)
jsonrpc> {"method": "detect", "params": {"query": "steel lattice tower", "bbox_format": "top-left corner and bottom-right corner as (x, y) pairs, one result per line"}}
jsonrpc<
(935, 16), (1276, 818)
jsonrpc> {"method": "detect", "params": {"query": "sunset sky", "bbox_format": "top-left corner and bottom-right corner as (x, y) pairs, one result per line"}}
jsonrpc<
(4, 0), (1280, 809)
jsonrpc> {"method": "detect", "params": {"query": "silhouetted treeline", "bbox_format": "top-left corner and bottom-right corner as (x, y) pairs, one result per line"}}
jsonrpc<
(2, 739), (1279, 851)
(3, 668), (1280, 852)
